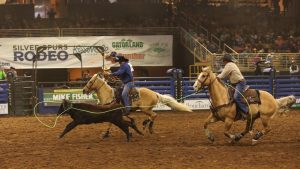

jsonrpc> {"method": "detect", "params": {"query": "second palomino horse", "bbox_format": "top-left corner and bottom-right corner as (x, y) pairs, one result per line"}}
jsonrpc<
(193, 67), (295, 144)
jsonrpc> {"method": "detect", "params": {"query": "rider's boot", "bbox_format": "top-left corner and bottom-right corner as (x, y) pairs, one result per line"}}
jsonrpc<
(241, 111), (248, 120)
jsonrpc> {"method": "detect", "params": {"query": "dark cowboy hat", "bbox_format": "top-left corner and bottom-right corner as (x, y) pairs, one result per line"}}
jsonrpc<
(10, 66), (15, 70)
(222, 54), (235, 62)
(105, 51), (117, 59)
(115, 55), (129, 62)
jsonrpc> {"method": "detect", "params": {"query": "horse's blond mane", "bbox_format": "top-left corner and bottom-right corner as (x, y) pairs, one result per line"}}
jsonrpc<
(91, 73), (98, 80)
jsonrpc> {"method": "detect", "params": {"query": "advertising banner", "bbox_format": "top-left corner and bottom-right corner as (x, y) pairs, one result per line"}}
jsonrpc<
(42, 87), (210, 110)
(43, 88), (98, 106)
(153, 100), (210, 110)
(0, 35), (173, 68)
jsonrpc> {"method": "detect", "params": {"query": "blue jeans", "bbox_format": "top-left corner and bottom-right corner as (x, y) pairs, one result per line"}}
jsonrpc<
(122, 82), (134, 111)
(234, 81), (248, 113)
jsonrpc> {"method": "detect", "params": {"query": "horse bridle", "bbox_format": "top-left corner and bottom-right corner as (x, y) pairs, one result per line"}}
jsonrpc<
(84, 74), (106, 92)
(196, 71), (217, 91)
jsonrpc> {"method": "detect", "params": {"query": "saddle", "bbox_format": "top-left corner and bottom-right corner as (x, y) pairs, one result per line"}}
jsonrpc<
(107, 79), (123, 88)
(129, 87), (140, 101)
(228, 86), (261, 104)
(113, 86), (140, 104)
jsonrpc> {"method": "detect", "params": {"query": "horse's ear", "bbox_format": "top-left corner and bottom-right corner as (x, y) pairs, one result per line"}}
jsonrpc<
(202, 66), (211, 72)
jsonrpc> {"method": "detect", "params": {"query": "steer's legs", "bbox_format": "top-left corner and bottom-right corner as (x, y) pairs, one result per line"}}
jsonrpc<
(102, 123), (112, 139)
(114, 121), (131, 142)
(124, 116), (144, 135)
(59, 121), (77, 138)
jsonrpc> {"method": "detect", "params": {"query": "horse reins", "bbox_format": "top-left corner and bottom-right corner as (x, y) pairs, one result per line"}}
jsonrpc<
(196, 72), (217, 90)
(85, 74), (106, 92)
(197, 72), (231, 119)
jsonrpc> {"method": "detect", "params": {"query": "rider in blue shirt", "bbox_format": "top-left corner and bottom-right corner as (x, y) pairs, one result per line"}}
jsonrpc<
(109, 55), (134, 114)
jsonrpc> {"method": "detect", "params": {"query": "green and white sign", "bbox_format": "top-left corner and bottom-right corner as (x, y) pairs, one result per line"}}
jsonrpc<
(0, 35), (173, 69)
(43, 88), (98, 106)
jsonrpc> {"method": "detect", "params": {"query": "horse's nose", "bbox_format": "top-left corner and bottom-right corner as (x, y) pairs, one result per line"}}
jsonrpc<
(192, 84), (197, 91)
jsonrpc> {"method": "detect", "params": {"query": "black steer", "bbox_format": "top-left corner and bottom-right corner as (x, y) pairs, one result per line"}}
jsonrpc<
(57, 99), (143, 141)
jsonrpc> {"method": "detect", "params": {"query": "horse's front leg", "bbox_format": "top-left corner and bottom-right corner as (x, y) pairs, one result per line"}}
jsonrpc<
(124, 115), (144, 136)
(224, 117), (235, 142)
(204, 113), (218, 142)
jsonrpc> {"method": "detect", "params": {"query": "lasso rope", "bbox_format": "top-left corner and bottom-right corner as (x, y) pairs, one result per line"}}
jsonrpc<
(33, 101), (68, 128)
(224, 83), (253, 129)
(34, 92), (200, 128)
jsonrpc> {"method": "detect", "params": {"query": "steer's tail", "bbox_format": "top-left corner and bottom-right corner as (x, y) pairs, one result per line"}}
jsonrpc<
(156, 93), (192, 112)
(272, 95), (296, 119)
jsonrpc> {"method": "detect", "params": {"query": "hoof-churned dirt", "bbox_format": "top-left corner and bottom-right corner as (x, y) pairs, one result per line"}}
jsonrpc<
(0, 111), (299, 169)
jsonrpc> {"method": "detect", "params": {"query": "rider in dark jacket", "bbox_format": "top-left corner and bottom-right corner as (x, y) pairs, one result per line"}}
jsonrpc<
(109, 55), (134, 114)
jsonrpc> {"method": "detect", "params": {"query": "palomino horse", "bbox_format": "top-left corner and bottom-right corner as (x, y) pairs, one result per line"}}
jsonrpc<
(193, 67), (296, 144)
(83, 73), (192, 134)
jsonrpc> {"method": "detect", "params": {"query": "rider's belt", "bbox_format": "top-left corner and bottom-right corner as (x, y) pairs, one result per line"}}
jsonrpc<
(124, 80), (133, 84)
(231, 79), (245, 85)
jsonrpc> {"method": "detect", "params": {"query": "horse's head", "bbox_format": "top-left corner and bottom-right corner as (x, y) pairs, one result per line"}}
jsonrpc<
(193, 66), (216, 91)
(57, 99), (72, 115)
(83, 73), (106, 95)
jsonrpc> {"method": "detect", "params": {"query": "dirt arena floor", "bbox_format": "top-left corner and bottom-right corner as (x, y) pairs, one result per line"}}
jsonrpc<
(0, 110), (299, 169)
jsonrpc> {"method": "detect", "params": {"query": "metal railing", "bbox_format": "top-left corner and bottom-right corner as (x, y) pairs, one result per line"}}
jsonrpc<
(0, 27), (178, 38)
(224, 44), (239, 54)
(207, 0), (268, 6)
(178, 11), (237, 54)
(60, 27), (178, 36)
(179, 27), (214, 63)
(214, 53), (300, 72)
(179, 27), (219, 76)
(0, 29), (60, 37)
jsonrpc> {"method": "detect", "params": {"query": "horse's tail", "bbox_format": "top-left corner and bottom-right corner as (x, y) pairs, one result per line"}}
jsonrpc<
(272, 95), (296, 119)
(156, 93), (192, 112)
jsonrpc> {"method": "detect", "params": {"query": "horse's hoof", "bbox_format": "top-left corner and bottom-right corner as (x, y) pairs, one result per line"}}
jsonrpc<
(251, 139), (258, 145)
(148, 121), (154, 134)
(149, 127), (154, 134)
(142, 119), (150, 129)
(127, 133), (133, 142)
(142, 119), (150, 126)
(208, 133), (215, 142)
(253, 131), (263, 140)
(102, 132), (110, 139)
(234, 133), (243, 142)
